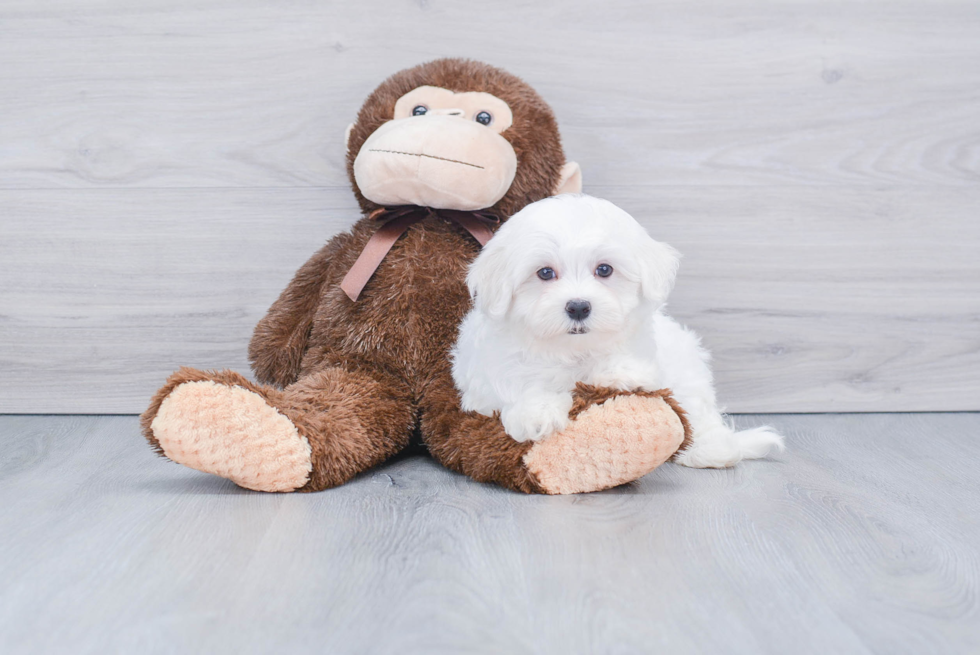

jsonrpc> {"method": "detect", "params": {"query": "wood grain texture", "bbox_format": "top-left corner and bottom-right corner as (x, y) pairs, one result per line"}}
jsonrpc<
(1, 413), (979, 654)
(1, 0), (977, 188)
(1, 0), (978, 412)
(2, 185), (977, 413)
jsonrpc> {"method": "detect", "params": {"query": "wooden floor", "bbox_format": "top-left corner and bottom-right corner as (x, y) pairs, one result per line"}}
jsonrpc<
(1, 414), (978, 654)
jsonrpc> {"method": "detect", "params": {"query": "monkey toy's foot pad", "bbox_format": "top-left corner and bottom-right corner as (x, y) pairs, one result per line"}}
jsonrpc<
(523, 385), (690, 495)
(150, 381), (313, 492)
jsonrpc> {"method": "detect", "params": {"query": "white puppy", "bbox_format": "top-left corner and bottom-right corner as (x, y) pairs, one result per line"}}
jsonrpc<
(451, 194), (784, 468)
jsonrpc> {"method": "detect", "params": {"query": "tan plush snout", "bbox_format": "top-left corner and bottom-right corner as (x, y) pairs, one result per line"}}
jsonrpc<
(353, 115), (518, 210)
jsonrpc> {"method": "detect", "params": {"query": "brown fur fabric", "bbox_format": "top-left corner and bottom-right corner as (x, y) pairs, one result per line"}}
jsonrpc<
(141, 58), (686, 493)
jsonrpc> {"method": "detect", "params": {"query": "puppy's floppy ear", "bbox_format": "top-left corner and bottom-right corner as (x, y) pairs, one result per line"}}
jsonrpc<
(637, 236), (681, 304)
(466, 232), (517, 319)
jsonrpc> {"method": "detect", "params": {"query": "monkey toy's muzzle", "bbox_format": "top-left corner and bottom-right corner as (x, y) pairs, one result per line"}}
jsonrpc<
(353, 114), (518, 211)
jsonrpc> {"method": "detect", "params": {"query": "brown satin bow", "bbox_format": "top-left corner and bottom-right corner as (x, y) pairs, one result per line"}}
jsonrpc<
(339, 205), (500, 301)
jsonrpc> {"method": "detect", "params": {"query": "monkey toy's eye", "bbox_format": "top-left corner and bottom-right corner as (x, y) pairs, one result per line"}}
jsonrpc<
(537, 267), (556, 281)
(412, 105), (428, 116)
(475, 111), (493, 126)
(595, 264), (614, 278)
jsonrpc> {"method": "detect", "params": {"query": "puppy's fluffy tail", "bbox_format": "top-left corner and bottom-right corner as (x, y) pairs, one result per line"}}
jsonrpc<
(732, 425), (785, 460)
(674, 422), (785, 469)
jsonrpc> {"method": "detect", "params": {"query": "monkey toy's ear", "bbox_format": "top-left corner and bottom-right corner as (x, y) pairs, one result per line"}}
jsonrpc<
(345, 123), (355, 152)
(554, 162), (582, 195)
(638, 237), (681, 305)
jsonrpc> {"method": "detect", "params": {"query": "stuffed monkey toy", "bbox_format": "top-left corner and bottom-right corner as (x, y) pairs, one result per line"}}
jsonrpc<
(141, 59), (689, 494)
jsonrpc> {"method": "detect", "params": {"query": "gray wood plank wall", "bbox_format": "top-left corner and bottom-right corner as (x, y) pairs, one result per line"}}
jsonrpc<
(1, 0), (978, 413)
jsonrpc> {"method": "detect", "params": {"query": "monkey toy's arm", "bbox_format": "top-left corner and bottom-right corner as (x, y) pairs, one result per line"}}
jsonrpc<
(248, 238), (345, 388)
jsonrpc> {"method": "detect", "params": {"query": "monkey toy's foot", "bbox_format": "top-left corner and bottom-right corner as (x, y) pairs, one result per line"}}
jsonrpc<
(142, 368), (313, 492)
(522, 384), (691, 495)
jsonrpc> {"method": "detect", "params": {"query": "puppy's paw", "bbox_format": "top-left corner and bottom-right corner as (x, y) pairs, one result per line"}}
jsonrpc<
(459, 390), (500, 419)
(589, 368), (660, 393)
(501, 394), (573, 442)
(674, 424), (784, 468)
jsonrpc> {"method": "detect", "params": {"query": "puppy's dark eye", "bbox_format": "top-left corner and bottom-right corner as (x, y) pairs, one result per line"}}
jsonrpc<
(412, 105), (428, 116)
(595, 264), (614, 278)
(537, 267), (556, 281)
(475, 111), (492, 125)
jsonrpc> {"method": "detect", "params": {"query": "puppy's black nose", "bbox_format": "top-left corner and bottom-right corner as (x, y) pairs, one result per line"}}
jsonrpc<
(565, 300), (591, 321)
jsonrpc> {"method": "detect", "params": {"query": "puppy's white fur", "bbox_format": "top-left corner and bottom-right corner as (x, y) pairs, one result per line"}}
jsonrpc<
(451, 194), (784, 468)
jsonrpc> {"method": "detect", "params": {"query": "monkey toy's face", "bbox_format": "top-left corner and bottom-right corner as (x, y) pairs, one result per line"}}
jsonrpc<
(345, 60), (581, 216)
(352, 86), (519, 211)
